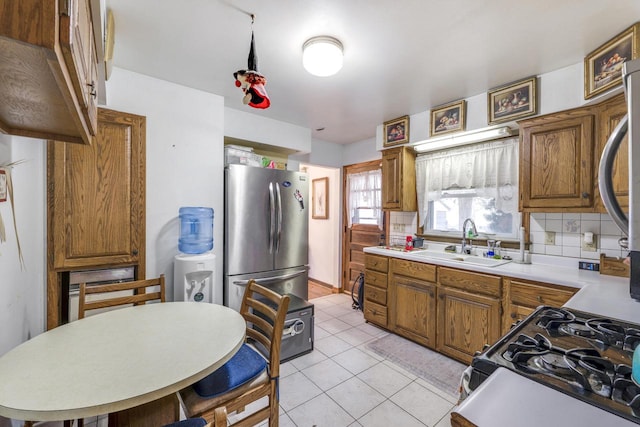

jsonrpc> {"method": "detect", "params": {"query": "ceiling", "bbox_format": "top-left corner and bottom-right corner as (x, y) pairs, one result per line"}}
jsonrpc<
(105, 0), (640, 145)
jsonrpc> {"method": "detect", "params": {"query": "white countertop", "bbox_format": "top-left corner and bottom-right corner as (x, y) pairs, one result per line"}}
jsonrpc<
(364, 245), (640, 323)
(0, 302), (246, 422)
(454, 368), (637, 427)
(365, 244), (640, 426)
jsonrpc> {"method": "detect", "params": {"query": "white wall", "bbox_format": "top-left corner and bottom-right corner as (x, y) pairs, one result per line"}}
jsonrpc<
(0, 135), (46, 357)
(105, 67), (225, 303)
(303, 164), (341, 288)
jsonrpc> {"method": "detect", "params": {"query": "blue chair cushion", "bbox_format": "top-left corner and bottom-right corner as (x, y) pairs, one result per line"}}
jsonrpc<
(193, 343), (267, 398)
(162, 418), (207, 427)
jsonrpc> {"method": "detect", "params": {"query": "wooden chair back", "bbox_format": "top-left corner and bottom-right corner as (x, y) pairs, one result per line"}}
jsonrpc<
(78, 275), (166, 319)
(240, 280), (291, 382)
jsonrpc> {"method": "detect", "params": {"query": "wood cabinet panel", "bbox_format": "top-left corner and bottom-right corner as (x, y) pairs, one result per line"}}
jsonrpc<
(0, 0), (98, 144)
(365, 284), (387, 305)
(47, 108), (146, 328)
(381, 146), (416, 211)
(437, 286), (502, 364)
(363, 300), (387, 327)
(439, 267), (501, 298)
(390, 258), (436, 282)
(391, 275), (437, 348)
(365, 270), (388, 289)
(365, 254), (389, 273)
(520, 110), (594, 210)
(594, 94), (628, 212)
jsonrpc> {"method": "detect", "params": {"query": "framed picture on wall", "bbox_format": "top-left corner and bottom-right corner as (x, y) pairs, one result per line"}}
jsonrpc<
(584, 22), (640, 99)
(487, 76), (537, 124)
(312, 177), (329, 219)
(383, 115), (410, 147)
(430, 100), (466, 137)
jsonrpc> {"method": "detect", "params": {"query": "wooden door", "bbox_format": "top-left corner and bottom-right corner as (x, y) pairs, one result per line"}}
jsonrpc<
(519, 110), (594, 210)
(436, 287), (502, 364)
(342, 160), (384, 293)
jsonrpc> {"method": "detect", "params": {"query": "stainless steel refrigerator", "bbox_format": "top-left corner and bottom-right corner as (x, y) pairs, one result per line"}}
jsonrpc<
(224, 164), (309, 311)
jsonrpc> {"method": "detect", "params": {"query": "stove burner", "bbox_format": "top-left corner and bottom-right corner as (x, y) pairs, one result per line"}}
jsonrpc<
(536, 308), (576, 330)
(586, 318), (626, 347)
(538, 353), (572, 374)
(558, 322), (597, 338)
(613, 378), (640, 414)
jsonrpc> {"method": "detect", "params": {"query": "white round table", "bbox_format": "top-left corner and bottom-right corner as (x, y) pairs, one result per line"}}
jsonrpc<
(0, 302), (245, 422)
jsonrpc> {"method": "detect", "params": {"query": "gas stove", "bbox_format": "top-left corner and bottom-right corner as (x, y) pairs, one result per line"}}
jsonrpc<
(469, 306), (640, 424)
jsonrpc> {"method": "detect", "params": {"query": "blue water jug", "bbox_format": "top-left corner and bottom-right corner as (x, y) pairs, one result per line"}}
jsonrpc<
(178, 207), (214, 254)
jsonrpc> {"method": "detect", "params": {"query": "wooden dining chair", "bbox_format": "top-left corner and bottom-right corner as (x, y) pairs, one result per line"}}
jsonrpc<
(78, 275), (166, 319)
(162, 407), (228, 427)
(178, 280), (290, 427)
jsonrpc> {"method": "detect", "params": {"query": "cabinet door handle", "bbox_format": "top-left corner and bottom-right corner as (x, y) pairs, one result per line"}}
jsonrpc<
(582, 192), (589, 199)
(537, 296), (543, 302)
(511, 313), (517, 319)
(132, 249), (139, 255)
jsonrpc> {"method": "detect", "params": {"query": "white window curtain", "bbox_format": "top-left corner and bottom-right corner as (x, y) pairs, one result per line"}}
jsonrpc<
(416, 137), (519, 233)
(347, 169), (383, 228)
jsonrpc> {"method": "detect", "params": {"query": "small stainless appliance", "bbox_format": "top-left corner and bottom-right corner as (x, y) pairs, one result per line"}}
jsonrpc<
(599, 57), (640, 300)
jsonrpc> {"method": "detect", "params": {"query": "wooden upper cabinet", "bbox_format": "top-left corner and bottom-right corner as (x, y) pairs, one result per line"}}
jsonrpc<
(48, 108), (146, 270)
(519, 109), (595, 211)
(0, 0), (98, 144)
(381, 146), (417, 211)
(594, 94), (628, 212)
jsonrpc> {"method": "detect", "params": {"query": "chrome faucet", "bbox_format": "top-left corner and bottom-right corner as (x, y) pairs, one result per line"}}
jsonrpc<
(461, 218), (478, 254)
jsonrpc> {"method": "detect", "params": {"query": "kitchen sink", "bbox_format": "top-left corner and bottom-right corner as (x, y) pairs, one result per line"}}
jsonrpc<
(413, 250), (511, 267)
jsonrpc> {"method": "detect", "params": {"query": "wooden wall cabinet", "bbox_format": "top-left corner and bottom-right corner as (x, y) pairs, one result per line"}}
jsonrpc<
(519, 93), (628, 213)
(381, 146), (417, 211)
(502, 278), (577, 334)
(389, 259), (437, 349)
(594, 94), (628, 212)
(47, 108), (146, 328)
(0, 0), (98, 144)
(519, 108), (595, 211)
(437, 267), (502, 364)
(363, 254), (389, 327)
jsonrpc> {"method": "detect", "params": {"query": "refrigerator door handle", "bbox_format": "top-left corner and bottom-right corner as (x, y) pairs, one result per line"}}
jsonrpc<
(275, 182), (283, 253)
(269, 182), (276, 253)
(232, 268), (308, 287)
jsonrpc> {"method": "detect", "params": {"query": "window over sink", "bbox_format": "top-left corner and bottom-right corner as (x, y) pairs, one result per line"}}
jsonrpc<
(416, 137), (520, 240)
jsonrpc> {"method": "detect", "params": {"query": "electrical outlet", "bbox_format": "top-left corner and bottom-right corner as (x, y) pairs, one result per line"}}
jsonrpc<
(544, 231), (556, 245)
(581, 233), (597, 252)
(392, 223), (403, 232)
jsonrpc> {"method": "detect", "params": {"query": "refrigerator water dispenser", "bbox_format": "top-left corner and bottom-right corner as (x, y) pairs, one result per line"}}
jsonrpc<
(174, 252), (219, 304)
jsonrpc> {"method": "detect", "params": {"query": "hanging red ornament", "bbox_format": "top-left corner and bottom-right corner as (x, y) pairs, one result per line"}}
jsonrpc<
(233, 14), (270, 109)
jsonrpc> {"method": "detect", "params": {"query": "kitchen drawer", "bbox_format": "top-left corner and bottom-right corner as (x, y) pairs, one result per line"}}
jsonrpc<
(439, 267), (502, 298)
(365, 269), (388, 289)
(365, 254), (389, 273)
(510, 280), (576, 308)
(364, 300), (387, 326)
(391, 258), (436, 282)
(365, 284), (387, 305)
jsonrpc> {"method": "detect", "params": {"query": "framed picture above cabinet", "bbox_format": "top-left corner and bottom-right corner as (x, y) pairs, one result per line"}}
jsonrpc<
(487, 77), (537, 124)
(584, 22), (640, 99)
(430, 100), (466, 137)
(383, 115), (410, 147)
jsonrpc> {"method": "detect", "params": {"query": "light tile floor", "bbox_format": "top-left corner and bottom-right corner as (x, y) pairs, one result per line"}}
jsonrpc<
(42, 293), (458, 427)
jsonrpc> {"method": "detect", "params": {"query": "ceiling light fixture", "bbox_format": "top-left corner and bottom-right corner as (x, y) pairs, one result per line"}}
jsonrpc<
(411, 126), (514, 153)
(302, 36), (343, 77)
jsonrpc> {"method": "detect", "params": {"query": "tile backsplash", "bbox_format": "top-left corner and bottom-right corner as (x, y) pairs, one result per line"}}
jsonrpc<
(530, 213), (626, 260)
(389, 211), (627, 261)
(388, 211), (418, 246)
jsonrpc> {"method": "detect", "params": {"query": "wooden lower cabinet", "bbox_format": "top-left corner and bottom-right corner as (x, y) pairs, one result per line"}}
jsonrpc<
(437, 267), (502, 364)
(437, 286), (502, 364)
(389, 259), (437, 349)
(364, 254), (389, 327)
(503, 278), (577, 333)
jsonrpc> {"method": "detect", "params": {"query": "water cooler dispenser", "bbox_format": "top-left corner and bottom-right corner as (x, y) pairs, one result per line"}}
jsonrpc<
(174, 207), (221, 304)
